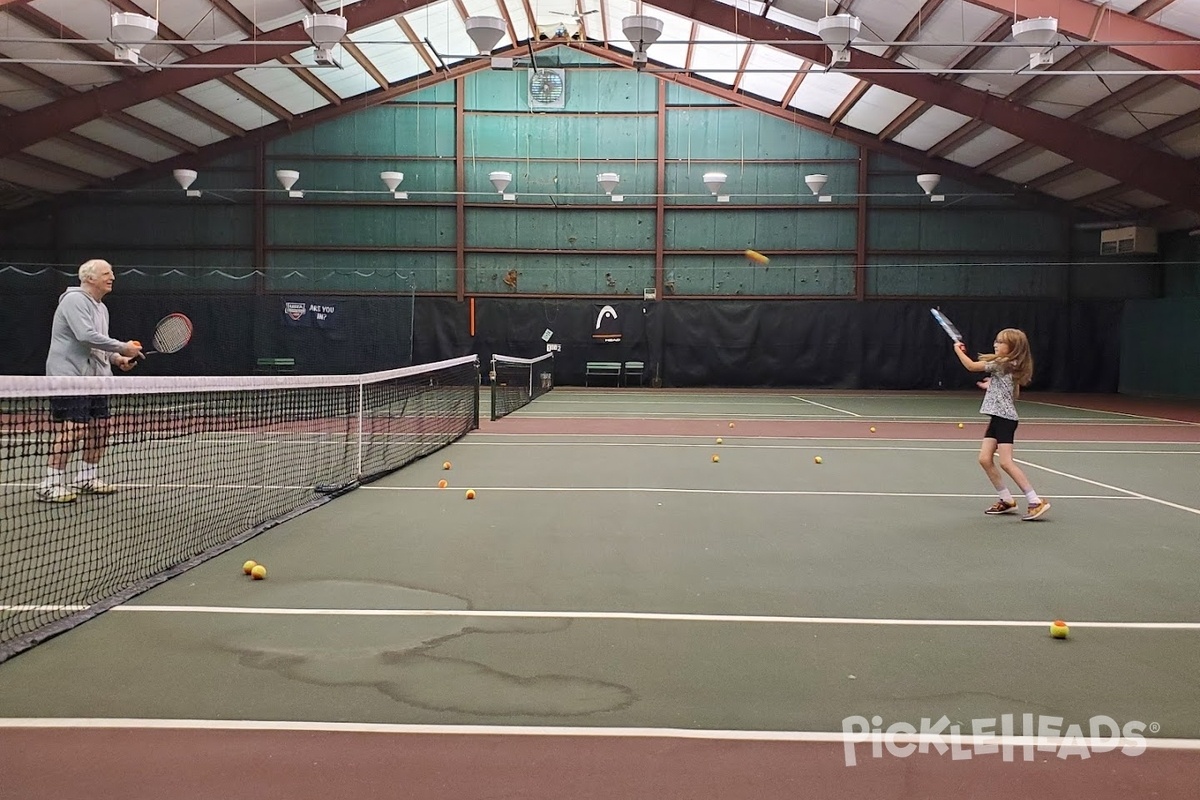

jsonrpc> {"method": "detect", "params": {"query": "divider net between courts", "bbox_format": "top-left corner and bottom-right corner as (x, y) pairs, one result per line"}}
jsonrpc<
(0, 355), (480, 663)
(490, 353), (555, 421)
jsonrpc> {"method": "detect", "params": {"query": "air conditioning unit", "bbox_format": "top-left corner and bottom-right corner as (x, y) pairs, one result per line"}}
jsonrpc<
(1100, 226), (1157, 255)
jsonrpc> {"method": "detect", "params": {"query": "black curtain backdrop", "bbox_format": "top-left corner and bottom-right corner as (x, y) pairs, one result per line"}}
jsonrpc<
(3, 294), (1123, 392)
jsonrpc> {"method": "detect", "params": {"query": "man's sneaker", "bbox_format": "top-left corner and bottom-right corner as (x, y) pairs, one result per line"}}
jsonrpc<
(35, 485), (77, 503)
(72, 478), (118, 495)
(985, 500), (1017, 515)
(1022, 500), (1051, 521)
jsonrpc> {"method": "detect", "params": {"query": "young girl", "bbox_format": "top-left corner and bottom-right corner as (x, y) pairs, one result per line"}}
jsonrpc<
(954, 328), (1050, 521)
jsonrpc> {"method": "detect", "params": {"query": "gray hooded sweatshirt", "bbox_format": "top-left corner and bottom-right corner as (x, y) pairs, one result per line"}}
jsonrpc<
(45, 287), (125, 377)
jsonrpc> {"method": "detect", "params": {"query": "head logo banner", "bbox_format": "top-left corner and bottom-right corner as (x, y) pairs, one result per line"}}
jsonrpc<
(282, 300), (339, 328)
(593, 304), (621, 343)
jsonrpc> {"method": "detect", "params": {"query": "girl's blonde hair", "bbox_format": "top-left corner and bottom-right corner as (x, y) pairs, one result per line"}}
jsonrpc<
(980, 328), (1034, 386)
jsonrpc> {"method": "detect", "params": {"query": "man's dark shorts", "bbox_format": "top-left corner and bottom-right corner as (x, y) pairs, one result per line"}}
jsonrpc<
(50, 396), (110, 424)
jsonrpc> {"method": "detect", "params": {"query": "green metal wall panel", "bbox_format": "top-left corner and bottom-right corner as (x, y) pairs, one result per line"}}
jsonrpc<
(268, 105), (456, 157)
(57, 204), (252, 249)
(665, 254), (855, 296)
(666, 108), (858, 161)
(267, 206), (456, 247)
(866, 209), (1066, 252)
(265, 250), (453, 293)
(466, 208), (654, 250)
(390, 84), (456, 103)
(465, 113), (656, 161)
(664, 209), (857, 251)
(665, 83), (736, 106)
(467, 253), (653, 294)
(865, 254), (1066, 297)
(466, 62), (658, 112)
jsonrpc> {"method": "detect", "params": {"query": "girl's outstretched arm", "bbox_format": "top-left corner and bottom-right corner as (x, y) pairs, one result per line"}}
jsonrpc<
(954, 342), (987, 373)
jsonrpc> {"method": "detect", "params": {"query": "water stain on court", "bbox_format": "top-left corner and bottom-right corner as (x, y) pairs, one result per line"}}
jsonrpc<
(216, 579), (635, 717)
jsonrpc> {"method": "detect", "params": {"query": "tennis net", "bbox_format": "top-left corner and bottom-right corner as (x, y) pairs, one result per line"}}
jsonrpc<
(0, 355), (480, 662)
(490, 353), (555, 421)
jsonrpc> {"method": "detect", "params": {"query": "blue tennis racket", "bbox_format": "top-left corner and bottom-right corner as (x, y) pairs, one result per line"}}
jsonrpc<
(930, 308), (963, 345)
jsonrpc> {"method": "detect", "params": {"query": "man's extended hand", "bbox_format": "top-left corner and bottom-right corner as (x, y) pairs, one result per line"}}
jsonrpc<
(113, 355), (137, 372)
(118, 340), (143, 358)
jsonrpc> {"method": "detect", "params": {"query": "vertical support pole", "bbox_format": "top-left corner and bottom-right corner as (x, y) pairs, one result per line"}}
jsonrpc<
(455, 77), (467, 303)
(855, 147), (869, 301)
(654, 79), (666, 302)
(356, 382), (365, 478)
(254, 142), (267, 296)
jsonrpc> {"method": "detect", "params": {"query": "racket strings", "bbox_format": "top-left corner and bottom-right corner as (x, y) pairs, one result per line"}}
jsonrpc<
(152, 316), (192, 353)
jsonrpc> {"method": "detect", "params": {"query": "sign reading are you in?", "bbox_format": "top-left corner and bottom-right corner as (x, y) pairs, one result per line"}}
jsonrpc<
(282, 300), (339, 328)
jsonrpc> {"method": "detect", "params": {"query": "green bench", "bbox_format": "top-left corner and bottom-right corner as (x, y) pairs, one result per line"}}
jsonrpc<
(585, 361), (623, 386)
(255, 357), (296, 375)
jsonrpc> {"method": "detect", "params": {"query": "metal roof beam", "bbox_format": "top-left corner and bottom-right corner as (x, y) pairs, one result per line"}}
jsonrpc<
(645, 0), (1200, 213)
(0, 0), (442, 159)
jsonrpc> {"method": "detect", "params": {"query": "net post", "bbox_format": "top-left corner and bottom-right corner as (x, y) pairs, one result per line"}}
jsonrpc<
(474, 357), (481, 430)
(489, 357), (497, 422)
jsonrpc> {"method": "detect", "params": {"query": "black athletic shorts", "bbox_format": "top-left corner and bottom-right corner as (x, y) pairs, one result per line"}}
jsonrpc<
(984, 415), (1019, 444)
(49, 395), (110, 424)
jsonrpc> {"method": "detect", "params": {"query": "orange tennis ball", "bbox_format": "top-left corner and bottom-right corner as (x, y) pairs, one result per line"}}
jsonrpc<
(465, 489), (476, 499)
(250, 565), (266, 580)
(744, 249), (770, 265)
(242, 560), (257, 575)
(438, 479), (448, 489)
(443, 461), (451, 470)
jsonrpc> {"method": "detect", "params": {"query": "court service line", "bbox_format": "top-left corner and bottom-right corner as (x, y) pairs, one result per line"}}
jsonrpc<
(2, 718), (1198, 750)
(6, 605), (1200, 631)
(367, 487), (1132, 500)
(457, 441), (1200, 455)
(472, 432), (1200, 446)
(1015, 459), (1200, 517)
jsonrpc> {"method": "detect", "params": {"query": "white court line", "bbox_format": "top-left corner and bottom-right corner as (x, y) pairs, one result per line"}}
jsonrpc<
(789, 396), (862, 417)
(4, 605), (1200, 630)
(0, 718), (1197, 749)
(1015, 458), (1200, 517)
(458, 441), (1200, 455)
(366, 486), (1132, 500)
(471, 432), (1200, 445)
(503, 413), (1179, 424)
(1023, 398), (1200, 427)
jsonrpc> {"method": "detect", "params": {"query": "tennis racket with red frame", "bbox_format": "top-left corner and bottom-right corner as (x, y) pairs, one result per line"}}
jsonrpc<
(135, 313), (193, 358)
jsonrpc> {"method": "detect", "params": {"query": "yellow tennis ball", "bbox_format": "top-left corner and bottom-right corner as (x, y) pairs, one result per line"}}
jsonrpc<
(437, 479), (448, 489)
(869, 427), (876, 433)
(465, 489), (476, 500)
(744, 249), (770, 265)
(728, 422), (735, 428)
(712, 454), (719, 463)
(242, 560), (257, 575)
(957, 423), (964, 429)
(250, 565), (266, 580)
(716, 437), (723, 444)
(1050, 620), (1069, 639)
(814, 456), (823, 464)
(443, 461), (452, 470)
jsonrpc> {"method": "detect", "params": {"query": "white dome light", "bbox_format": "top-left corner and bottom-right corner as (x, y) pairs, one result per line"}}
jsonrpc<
(465, 16), (507, 54)
(276, 169), (303, 198)
(381, 171), (407, 199)
(1011, 17), (1059, 70)
(111, 12), (158, 64)
(173, 168), (201, 198)
(623, 15), (664, 67)
(816, 14), (860, 66)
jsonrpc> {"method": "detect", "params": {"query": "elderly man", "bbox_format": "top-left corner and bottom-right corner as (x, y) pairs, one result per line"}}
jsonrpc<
(36, 259), (142, 503)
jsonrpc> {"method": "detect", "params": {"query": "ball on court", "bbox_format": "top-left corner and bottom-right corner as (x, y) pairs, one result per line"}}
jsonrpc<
(716, 437), (723, 444)
(465, 489), (476, 500)
(443, 461), (452, 470)
(242, 560), (257, 575)
(728, 422), (735, 428)
(437, 479), (448, 489)
(250, 565), (266, 580)
(1050, 620), (1069, 639)
(814, 456), (822, 464)
(957, 423), (964, 429)
(712, 454), (720, 463)
(869, 427), (876, 433)
(744, 249), (770, 265)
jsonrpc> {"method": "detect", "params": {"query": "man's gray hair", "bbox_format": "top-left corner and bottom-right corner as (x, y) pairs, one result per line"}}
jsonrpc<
(78, 259), (112, 282)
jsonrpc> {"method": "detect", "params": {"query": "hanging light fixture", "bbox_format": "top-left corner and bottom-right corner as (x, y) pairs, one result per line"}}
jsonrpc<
(1011, 17), (1059, 70)
(815, 14), (860, 67)
(703, 172), (730, 203)
(380, 171), (407, 199)
(489, 170), (516, 201)
(110, 11), (159, 64)
(804, 174), (832, 203)
(597, 172), (623, 202)
(465, 15), (510, 70)
(917, 173), (944, 203)
(623, 15), (664, 68)
(276, 169), (303, 199)
(173, 169), (201, 198)
(304, 13), (348, 66)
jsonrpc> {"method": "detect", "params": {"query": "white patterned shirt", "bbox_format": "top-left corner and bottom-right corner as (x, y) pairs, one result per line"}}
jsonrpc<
(979, 360), (1018, 421)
